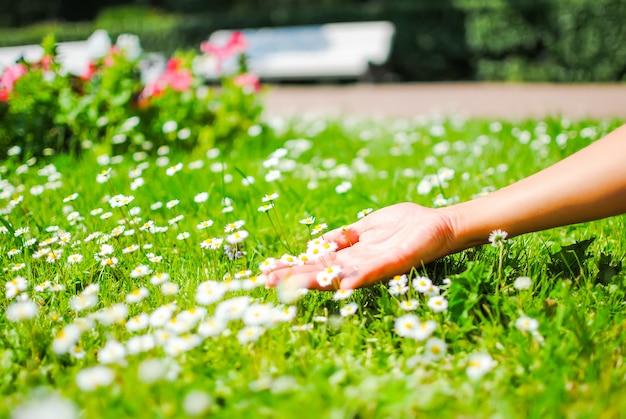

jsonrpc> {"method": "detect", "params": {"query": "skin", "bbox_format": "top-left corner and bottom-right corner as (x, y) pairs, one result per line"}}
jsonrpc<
(267, 124), (626, 290)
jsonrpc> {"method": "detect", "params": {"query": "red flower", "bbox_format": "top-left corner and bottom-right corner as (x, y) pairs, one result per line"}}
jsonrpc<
(81, 62), (98, 81)
(165, 58), (181, 72)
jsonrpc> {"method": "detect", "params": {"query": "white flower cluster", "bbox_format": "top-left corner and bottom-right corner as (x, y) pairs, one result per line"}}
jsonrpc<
(57, 273), (299, 392)
(390, 275), (449, 313)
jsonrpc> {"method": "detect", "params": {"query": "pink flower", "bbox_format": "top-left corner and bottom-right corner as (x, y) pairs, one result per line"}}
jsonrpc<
(104, 45), (121, 67)
(233, 73), (261, 92)
(162, 59), (192, 91)
(200, 32), (247, 70)
(228, 32), (247, 53)
(38, 55), (53, 71)
(141, 58), (192, 99)
(165, 68), (192, 91)
(0, 63), (27, 101)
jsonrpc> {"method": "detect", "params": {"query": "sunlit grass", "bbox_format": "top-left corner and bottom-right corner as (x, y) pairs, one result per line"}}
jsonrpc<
(1, 115), (625, 418)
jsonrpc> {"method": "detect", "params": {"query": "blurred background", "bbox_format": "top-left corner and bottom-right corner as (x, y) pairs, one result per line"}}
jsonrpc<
(1, 0), (625, 83)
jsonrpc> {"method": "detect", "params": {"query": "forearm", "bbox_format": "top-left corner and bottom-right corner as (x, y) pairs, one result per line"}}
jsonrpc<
(444, 124), (626, 252)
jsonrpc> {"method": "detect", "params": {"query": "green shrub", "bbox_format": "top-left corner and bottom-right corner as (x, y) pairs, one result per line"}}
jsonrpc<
(0, 36), (76, 157)
(0, 32), (264, 160)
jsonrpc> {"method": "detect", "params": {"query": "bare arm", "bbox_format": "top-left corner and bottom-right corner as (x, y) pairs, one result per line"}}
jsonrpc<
(445, 123), (626, 252)
(267, 124), (626, 290)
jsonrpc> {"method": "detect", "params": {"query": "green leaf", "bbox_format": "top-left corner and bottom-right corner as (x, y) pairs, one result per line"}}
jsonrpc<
(447, 262), (491, 323)
(110, 90), (133, 107)
(547, 238), (595, 278)
(595, 253), (622, 286)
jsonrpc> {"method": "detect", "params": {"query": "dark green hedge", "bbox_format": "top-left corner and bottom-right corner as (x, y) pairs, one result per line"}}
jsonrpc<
(173, 0), (626, 82)
(2, 0), (626, 82)
(0, 7), (184, 53)
(462, 0), (626, 81)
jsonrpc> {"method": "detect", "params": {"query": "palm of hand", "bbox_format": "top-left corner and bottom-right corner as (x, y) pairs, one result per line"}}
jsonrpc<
(267, 202), (455, 289)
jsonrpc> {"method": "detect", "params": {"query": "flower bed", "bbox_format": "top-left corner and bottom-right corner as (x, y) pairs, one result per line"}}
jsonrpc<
(0, 30), (263, 160)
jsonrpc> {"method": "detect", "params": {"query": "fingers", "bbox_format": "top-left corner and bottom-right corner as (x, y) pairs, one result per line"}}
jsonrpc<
(321, 223), (361, 250)
(266, 252), (338, 288)
(266, 254), (390, 291)
(278, 271), (336, 291)
(265, 223), (362, 288)
(266, 248), (365, 290)
(272, 268), (359, 291)
(338, 268), (376, 290)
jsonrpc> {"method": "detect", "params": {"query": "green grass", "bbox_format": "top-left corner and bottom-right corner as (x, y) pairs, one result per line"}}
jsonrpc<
(1, 115), (625, 418)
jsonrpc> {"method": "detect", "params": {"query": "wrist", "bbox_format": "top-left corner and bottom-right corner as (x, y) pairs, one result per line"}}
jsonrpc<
(439, 201), (491, 256)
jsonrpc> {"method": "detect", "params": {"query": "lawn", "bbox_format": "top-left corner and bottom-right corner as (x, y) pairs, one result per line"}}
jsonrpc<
(2, 115), (625, 418)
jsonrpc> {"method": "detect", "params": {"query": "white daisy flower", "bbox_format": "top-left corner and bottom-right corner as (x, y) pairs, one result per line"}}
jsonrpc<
(97, 339), (126, 365)
(130, 265), (152, 279)
(466, 353), (497, 380)
(76, 366), (115, 391)
(424, 337), (447, 361)
(126, 313), (150, 332)
(237, 326), (265, 344)
(488, 229), (508, 246)
(514, 276), (532, 290)
(399, 299), (419, 311)
(197, 317), (228, 338)
(395, 314), (420, 338)
(339, 302), (359, 317)
(126, 287), (149, 304)
(5, 299), (38, 322)
(515, 315), (539, 333)
(333, 289), (354, 301)
(427, 296), (448, 313)
(412, 276), (432, 293)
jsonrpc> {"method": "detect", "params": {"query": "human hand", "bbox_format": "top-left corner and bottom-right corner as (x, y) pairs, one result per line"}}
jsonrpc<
(266, 202), (456, 290)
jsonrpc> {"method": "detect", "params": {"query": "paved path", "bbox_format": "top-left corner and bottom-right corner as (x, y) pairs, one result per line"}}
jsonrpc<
(263, 83), (626, 120)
